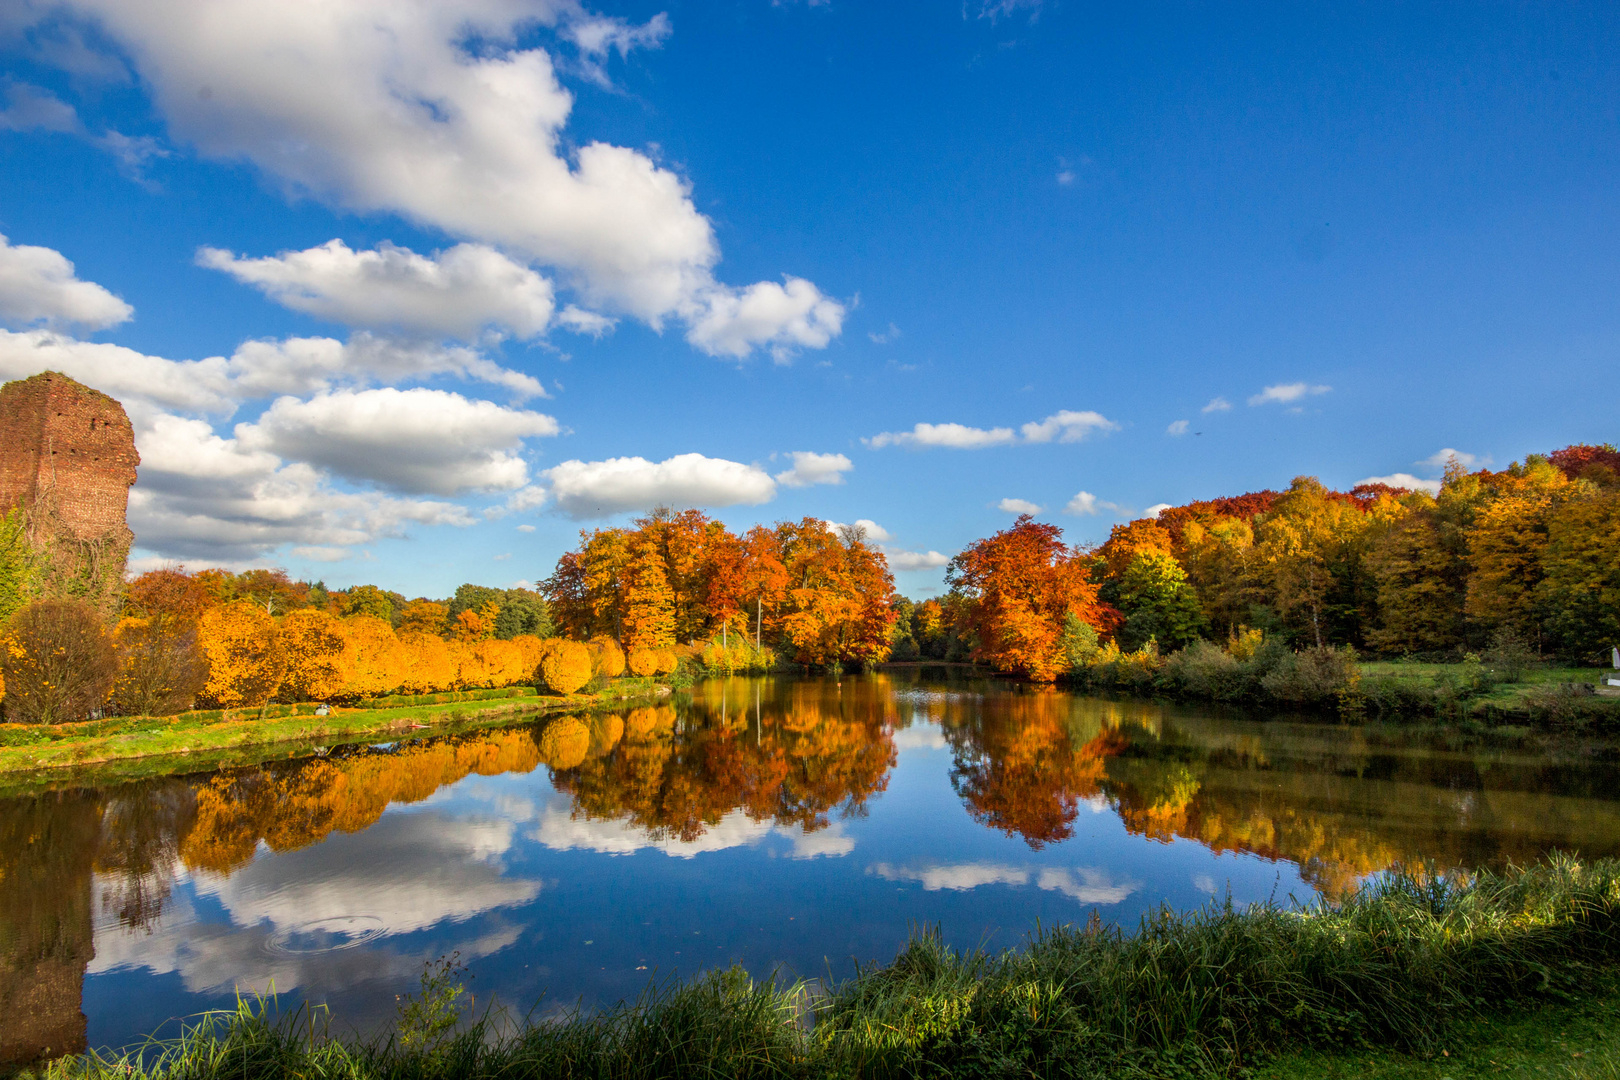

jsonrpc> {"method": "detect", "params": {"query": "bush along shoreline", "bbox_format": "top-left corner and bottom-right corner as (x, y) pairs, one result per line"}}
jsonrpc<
(1056, 618), (1620, 728)
(31, 854), (1620, 1080)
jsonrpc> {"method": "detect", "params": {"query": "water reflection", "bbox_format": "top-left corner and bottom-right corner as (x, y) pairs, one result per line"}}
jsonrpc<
(3, 671), (1619, 1067)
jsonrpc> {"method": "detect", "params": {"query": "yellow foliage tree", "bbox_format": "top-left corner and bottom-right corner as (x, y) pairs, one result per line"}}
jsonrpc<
(621, 534), (676, 651)
(277, 609), (346, 701)
(627, 646), (660, 677)
(540, 640), (593, 695)
(589, 635), (626, 677)
(335, 615), (407, 698)
(397, 632), (457, 694)
(197, 601), (285, 709)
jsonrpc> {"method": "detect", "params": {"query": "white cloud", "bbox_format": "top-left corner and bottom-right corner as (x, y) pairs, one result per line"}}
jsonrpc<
(516, 523), (536, 533)
(1064, 491), (1127, 517)
(1166, 419), (1189, 436)
(236, 388), (559, 496)
(1019, 409), (1119, 443)
(0, 234), (133, 329)
(1144, 502), (1172, 518)
(997, 497), (1042, 514)
(37, 0), (841, 358)
(1355, 472), (1442, 496)
(130, 413), (473, 562)
(1419, 448), (1487, 470)
(0, 81), (79, 132)
(555, 304), (616, 337)
(824, 518), (893, 542)
(684, 276), (846, 361)
(544, 453), (777, 519)
(1249, 382), (1331, 406)
(1202, 397), (1232, 413)
(868, 322), (900, 344)
(199, 240), (556, 340)
(885, 548), (950, 571)
(0, 329), (235, 413)
(774, 451), (853, 488)
(866, 409), (1117, 450)
(865, 422), (1017, 450)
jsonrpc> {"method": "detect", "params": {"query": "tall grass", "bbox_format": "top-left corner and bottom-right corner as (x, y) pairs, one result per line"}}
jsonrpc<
(39, 855), (1620, 1080)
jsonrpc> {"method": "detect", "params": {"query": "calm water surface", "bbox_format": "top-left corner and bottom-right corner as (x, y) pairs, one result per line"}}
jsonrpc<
(5, 669), (1620, 1065)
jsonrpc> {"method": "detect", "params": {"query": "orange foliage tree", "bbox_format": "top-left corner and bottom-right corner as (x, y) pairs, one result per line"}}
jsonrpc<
(196, 601), (285, 709)
(947, 516), (1115, 680)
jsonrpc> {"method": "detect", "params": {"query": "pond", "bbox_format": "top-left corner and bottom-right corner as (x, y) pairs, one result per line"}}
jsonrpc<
(4, 668), (1620, 1067)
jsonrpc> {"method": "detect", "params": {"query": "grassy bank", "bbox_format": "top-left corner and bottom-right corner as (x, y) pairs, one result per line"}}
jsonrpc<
(35, 855), (1620, 1079)
(0, 679), (664, 788)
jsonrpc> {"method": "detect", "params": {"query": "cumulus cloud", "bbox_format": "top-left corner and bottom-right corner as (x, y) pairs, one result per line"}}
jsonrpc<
(866, 409), (1117, 450)
(1419, 447), (1488, 470)
(684, 276), (846, 361)
(236, 388), (559, 495)
(34, 0), (842, 358)
(199, 240), (557, 340)
(774, 451), (852, 488)
(1019, 409), (1119, 443)
(0, 233), (133, 329)
(824, 518), (892, 542)
(997, 498), (1042, 514)
(864, 422), (1017, 450)
(130, 413), (473, 562)
(1249, 382), (1331, 406)
(0, 329), (235, 413)
(1167, 419), (1189, 436)
(1064, 491), (1127, 517)
(1144, 502), (1172, 518)
(544, 453), (777, 519)
(885, 548), (950, 571)
(1202, 396), (1231, 413)
(1355, 472), (1442, 496)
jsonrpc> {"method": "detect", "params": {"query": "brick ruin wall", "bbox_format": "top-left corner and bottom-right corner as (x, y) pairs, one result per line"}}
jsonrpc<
(0, 371), (139, 564)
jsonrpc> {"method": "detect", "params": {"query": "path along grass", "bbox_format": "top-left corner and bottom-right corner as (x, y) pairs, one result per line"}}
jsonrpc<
(34, 854), (1620, 1080)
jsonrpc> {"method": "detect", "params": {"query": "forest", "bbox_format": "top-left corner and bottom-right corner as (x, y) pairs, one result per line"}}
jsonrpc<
(0, 444), (1616, 723)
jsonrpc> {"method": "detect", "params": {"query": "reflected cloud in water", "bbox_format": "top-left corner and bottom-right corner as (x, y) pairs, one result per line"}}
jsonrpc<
(869, 861), (1139, 905)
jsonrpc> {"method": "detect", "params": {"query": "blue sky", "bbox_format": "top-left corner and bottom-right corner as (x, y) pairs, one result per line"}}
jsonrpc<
(1, 1), (1615, 599)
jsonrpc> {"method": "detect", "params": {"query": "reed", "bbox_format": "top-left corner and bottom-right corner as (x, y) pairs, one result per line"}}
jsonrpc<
(38, 854), (1620, 1080)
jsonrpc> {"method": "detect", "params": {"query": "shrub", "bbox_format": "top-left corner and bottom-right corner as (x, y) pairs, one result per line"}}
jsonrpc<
(1, 599), (118, 723)
(1159, 639), (1247, 700)
(1260, 644), (1359, 707)
(539, 640), (593, 695)
(109, 615), (210, 716)
(588, 635), (626, 678)
(1483, 626), (1539, 682)
(627, 646), (660, 677)
(655, 648), (679, 675)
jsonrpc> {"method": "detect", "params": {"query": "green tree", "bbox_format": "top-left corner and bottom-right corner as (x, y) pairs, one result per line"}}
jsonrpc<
(1114, 551), (1207, 651)
(341, 584), (395, 622)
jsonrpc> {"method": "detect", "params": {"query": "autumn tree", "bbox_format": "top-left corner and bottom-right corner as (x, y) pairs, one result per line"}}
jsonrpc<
(947, 515), (1116, 680)
(196, 601), (285, 709)
(1536, 488), (1620, 660)
(277, 609), (347, 701)
(398, 599), (449, 637)
(621, 531), (676, 651)
(124, 567), (212, 622)
(771, 519), (897, 668)
(109, 615), (210, 716)
(341, 584), (395, 622)
(1252, 477), (1385, 647)
(1, 600), (118, 723)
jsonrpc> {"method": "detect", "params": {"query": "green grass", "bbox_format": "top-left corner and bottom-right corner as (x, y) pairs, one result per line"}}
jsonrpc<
(0, 678), (665, 791)
(1257, 973), (1620, 1079)
(30, 855), (1620, 1080)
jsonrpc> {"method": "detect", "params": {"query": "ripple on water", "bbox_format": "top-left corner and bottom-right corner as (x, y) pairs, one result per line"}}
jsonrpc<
(264, 914), (387, 955)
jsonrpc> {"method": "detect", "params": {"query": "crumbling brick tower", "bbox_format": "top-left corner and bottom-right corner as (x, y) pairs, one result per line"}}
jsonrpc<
(0, 371), (140, 608)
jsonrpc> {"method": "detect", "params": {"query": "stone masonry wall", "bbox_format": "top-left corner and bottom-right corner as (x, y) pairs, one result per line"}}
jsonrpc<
(0, 370), (139, 568)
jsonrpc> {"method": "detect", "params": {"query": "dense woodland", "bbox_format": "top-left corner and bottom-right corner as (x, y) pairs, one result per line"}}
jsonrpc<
(0, 443), (1615, 722)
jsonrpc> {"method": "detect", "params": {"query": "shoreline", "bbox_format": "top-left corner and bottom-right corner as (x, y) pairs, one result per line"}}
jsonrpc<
(0, 680), (666, 796)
